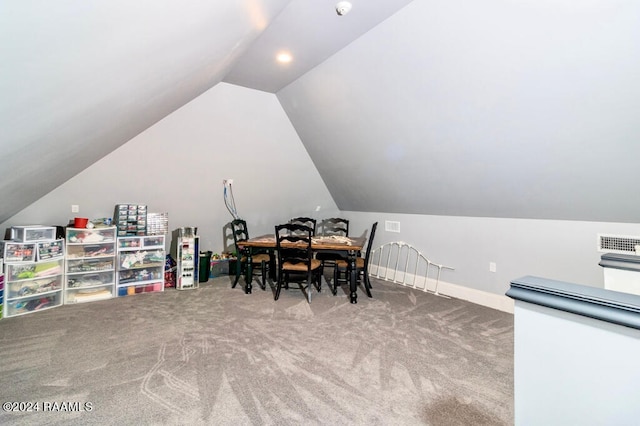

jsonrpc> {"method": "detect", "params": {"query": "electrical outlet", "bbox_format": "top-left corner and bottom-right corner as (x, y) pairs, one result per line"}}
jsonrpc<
(315, 205), (321, 212)
(489, 262), (497, 273)
(71, 205), (79, 213)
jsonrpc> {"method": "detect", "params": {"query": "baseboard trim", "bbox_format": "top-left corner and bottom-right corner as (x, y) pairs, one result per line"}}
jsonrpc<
(370, 266), (513, 313)
(436, 279), (514, 314)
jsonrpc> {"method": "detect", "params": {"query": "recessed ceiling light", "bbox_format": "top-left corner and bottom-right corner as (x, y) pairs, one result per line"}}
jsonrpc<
(276, 52), (293, 63)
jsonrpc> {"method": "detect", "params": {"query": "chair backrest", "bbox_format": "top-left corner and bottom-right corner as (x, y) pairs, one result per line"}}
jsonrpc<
(289, 217), (317, 236)
(275, 223), (314, 268)
(362, 222), (378, 271)
(231, 219), (249, 246)
(319, 217), (349, 237)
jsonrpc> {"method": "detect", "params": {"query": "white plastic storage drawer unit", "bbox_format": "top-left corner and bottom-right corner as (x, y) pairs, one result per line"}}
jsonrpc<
(10, 226), (57, 243)
(1, 241), (37, 263)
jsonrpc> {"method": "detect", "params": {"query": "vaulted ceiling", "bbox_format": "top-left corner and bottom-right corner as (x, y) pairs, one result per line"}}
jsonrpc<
(0, 0), (411, 223)
(2, 0), (640, 224)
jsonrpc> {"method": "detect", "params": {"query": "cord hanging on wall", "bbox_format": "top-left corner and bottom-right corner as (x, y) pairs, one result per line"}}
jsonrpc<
(223, 179), (240, 220)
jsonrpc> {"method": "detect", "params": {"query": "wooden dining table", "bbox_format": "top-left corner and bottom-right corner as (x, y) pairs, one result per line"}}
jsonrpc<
(236, 234), (367, 303)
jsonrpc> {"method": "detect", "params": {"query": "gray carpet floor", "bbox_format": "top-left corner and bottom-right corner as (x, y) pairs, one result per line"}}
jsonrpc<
(0, 275), (514, 425)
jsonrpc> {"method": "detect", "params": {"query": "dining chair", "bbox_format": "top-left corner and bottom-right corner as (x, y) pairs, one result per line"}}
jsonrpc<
(316, 217), (350, 267)
(289, 217), (317, 236)
(333, 222), (378, 297)
(318, 217), (349, 237)
(274, 223), (323, 303)
(230, 219), (273, 291)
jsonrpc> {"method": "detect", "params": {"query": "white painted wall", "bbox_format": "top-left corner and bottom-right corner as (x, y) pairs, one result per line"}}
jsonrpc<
(513, 301), (640, 425)
(344, 211), (640, 301)
(0, 83), (339, 255)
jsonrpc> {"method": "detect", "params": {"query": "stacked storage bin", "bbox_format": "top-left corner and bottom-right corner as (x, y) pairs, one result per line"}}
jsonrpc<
(115, 235), (166, 296)
(0, 259), (4, 318)
(114, 204), (147, 237)
(2, 226), (65, 317)
(64, 226), (117, 303)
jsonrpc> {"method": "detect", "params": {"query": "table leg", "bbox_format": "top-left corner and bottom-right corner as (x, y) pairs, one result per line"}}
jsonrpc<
(245, 249), (253, 294)
(349, 250), (357, 304)
(269, 250), (276, 280)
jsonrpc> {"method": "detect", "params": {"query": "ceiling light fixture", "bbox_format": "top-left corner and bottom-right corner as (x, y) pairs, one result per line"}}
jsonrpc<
(335, 1), (352, 16)
(276, 52), (293, 63)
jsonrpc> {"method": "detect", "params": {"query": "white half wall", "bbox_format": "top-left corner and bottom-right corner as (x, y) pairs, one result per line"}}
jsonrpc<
(344, 211), (640, 304)
(0, 82), (339, 254)
(513, 300), (640, 425)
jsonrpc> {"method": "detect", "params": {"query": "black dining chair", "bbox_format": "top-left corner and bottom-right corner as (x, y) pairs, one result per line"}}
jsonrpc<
(289, 217), (317, 236)
(230, 219), (273, 291)
(316, 217), (350, 268)
(333, 222), (377, 297)
(274, 223), (322, 303)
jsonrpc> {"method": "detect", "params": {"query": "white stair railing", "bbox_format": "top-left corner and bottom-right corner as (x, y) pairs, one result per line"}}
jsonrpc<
(369, 241), (454, 296)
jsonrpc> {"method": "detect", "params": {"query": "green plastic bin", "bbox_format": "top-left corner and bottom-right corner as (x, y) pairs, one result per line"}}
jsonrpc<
(198, 251), (212, 282)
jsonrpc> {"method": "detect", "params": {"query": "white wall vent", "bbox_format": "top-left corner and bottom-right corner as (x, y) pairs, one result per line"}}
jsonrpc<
(385, 221), (401, 233)
(597, 234), (640, 254)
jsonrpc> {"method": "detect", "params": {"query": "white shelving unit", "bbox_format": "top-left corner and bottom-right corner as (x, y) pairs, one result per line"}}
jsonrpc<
(176, 232), (199, 290)
(64, 226), (117, 304)
(116, 235), (165, 296)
